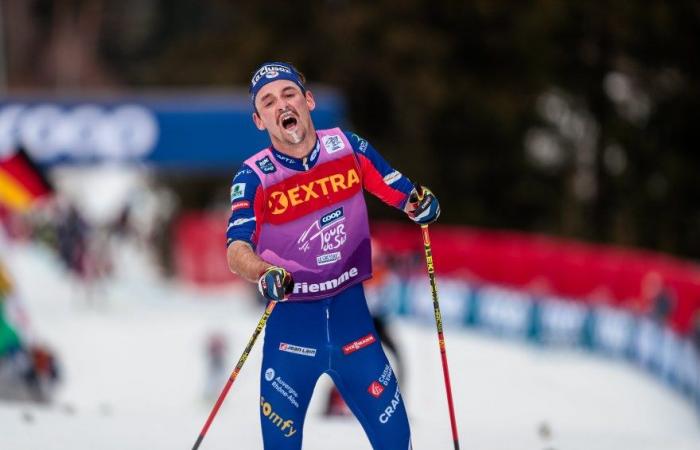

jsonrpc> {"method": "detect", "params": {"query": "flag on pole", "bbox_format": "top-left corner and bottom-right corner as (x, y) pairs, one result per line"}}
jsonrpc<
(0, 148), (53, 212)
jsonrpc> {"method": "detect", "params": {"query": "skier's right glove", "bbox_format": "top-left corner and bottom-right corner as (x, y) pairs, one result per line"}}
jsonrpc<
(257, 266), (294, 301)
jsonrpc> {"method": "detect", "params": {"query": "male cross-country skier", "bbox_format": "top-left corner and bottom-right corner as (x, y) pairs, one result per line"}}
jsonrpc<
(225, 62), (440, 450)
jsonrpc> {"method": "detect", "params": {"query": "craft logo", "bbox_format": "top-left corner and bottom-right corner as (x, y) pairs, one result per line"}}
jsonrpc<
(256, 156), (276, 174)
(378, 386), (402, 424)
(230, 183), (246, 201)
(322, 134), (345, 153)
(368, 381), (385, 398)
(273, 152), (296, 165)
(260, 396), (297, 438)
(235, 167), (252, 177)
(279, 342), (317, 357)
(342, 333), (376, 355)
(267, 168), (359, 216)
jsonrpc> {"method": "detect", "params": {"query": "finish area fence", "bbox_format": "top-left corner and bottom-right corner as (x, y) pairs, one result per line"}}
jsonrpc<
(174, 213), (700, 413)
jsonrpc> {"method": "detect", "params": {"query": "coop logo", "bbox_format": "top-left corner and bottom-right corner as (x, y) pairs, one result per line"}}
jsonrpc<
(378, 385), (402, 424)
(279, 342), (317, 357)
(0, 103), (159, 161)
(266, 167), (360, 217)
(342, 333), (376, 355)
(260, 396), (297, 438)
(320, 207), (344, 226)
(298, 207), (347, 257)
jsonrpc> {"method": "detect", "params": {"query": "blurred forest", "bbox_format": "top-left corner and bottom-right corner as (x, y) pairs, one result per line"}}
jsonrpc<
(2, 0), (700, 258)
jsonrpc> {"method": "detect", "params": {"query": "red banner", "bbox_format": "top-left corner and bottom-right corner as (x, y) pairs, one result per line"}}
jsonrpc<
(173, 213), (700, 333)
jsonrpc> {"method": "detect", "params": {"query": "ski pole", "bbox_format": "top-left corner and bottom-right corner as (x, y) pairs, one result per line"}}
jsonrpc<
(419, 224), (461, 450)
(192, 300), (277, 450)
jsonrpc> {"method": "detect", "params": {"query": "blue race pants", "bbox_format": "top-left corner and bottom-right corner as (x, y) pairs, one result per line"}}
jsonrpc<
(259, 283), (411, 449)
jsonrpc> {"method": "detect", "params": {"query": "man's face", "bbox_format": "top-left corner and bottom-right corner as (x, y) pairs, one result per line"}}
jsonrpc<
(252, 80), (316, 147)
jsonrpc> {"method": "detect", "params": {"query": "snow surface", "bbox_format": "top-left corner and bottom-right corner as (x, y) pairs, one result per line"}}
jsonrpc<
(1, 241), (699, 450)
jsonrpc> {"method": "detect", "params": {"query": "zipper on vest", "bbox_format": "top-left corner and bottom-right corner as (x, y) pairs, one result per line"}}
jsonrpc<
(302, 156), (309, 171)
(325, 302), (331, 368)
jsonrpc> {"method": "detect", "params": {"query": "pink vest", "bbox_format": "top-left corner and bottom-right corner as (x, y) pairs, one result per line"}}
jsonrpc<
(245, 128), (372, 301)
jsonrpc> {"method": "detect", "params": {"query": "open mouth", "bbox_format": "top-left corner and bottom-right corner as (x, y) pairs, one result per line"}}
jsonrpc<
(282, 116), (297, 130)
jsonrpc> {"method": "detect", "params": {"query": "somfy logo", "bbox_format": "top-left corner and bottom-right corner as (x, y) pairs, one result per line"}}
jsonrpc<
(0, 103), (159, 161)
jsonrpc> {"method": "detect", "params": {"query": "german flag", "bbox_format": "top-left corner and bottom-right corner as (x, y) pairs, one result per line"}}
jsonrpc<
(0, 148), (53, 212)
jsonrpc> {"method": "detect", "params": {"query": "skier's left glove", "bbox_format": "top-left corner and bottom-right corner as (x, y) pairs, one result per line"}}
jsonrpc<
(257, 266), (294, 301)
(404, 185), (440, 225)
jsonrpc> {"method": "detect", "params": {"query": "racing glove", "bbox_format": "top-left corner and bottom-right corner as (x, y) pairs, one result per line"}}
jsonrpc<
(257, 266), (294, 301)
(405, 184), (440, 225)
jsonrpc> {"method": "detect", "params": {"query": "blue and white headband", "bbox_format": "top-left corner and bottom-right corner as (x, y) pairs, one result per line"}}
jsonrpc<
(249, 62), (306, 105)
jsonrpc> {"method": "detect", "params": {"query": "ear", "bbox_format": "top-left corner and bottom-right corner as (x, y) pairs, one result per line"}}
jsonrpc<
(252, 111), (266, 131)
(305, 90), (316, 112)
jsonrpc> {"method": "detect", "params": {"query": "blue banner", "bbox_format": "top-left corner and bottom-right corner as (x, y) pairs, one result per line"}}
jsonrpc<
(0, 90), (345, 171)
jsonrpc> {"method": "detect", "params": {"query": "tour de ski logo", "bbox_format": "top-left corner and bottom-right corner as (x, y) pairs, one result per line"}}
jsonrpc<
(297, 207), (347, 266)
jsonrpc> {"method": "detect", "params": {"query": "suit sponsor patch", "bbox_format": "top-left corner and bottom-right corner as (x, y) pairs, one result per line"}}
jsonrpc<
(342, 333), (376, 355)
(231, 200), (250, 212)
(368, 381), (385, 398)
(278, 342), (317, 357)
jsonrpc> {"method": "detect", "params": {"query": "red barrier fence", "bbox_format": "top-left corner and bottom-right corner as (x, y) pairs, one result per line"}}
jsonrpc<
(372, 223), (700, 334)
(174, 212), (700, 333)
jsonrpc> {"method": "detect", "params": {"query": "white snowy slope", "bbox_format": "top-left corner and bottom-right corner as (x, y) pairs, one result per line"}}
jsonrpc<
(1, 241), (699, 450)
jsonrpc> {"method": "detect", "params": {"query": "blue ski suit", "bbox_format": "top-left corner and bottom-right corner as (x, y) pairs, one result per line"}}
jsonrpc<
(260, 284), (411, 449)
(227, 131), (414, 449)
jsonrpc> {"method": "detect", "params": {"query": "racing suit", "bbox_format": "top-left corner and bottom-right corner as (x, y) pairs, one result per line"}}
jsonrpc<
(227, 129), (414, 449)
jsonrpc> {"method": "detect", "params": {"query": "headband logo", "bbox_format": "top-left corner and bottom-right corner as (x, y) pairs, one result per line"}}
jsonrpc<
(251, 64), (293, 87)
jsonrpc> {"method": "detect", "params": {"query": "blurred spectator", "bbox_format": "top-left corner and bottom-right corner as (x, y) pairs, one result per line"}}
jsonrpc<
(642, 272), (676, 324)
(691, 310), (700, 354)
(203, 331), (228, 401)
(56, 200), (90, 279)
(0, 260), (60, 403)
